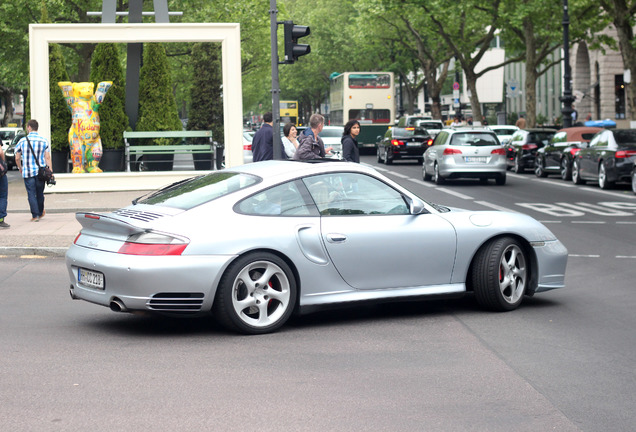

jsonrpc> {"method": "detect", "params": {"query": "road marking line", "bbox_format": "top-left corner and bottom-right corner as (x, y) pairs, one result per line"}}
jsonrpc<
(568, 254), (601, 258)
(532, 178), (576, 188)
(616, 221), (636, 224)
(571, 221), (606, 224)
(538, 221), (562, 224)
(616, 256), (636, 259)
(474, 201), (518, 212)
(391, 172), (410, 179)
(408, 178), (435, 187)
(436, 188), (474, 200)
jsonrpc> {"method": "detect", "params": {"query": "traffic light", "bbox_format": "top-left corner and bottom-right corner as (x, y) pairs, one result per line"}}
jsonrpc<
(283, 21), (310, 64)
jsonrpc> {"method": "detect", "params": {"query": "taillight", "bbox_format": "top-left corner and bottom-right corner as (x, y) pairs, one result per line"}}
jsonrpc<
(569, 148), (581, 156)
(615, 150), (636, 158)
(74, 233), (82, 244)
(118, 232), (189, 256)
(244, 143), (252, 151)
(443, 148), (462, 155)
(491, 148), (506, 155)
(391, 139), (405, 146)
(84, 214), (100, 220)
(427, 138), (433, 146)
(521, 144), (538, 150)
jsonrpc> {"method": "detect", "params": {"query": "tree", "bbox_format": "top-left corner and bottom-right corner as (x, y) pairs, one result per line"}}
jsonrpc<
(135, 43), (182, 144)
(89, 43), (129, 149)
(187, 43), (224, 147)
(599, 0), (636, 120)
(48, 43), (72, 152)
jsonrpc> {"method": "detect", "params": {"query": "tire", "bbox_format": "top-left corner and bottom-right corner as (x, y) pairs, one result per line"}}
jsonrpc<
(534, 157), (548, 178)
(495, 173), (506, 185)
(513, 156), (524, 173)
(384, 152), (393, 165)
(434, 163), (445, 185)
(560, 158), (571, 181)
(376, 147), (383, 163)
(598, 162), (614, 190)
(471, 237), (528, 311)
(423, 166), (432, 181)
(213, 252), (297, 335)
(632, 169), (636, 195)
(572, 160), (585, 185)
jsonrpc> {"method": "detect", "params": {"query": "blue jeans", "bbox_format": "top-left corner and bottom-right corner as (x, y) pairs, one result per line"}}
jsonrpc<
(0, 174), (7, 219)
(23, 176), (45, 218)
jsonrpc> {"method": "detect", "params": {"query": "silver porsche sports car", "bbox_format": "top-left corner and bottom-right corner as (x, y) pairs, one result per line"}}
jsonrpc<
(66, 160), (568, 334)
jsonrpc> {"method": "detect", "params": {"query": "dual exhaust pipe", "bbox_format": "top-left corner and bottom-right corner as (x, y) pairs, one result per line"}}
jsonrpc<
(68, 285), (128, 312)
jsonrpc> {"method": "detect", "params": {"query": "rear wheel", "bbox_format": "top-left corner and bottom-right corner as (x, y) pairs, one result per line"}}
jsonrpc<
(213, 252), (297, 335)
(384, 151), (393, 165)
(376, 147), (383, 163)
(632, 168), (636, 195)
(560, 158), (571, 180)
(598, 162), (614, 189)
(495, 173), (506, 185)
(572, 160), (585, 185)
(471, 237), (528, 311)
(513, 157), (524, 173)
(434, 163), (445, 184)
(534, 157), (548, 177)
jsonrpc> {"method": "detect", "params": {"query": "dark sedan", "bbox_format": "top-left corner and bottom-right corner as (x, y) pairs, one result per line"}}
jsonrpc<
(376, 126), (432, 165)
(506, 128), (556, 173)
(534, 127), (602, 179)
(572, 129), (636, 189)
(4, 130), (26, 170)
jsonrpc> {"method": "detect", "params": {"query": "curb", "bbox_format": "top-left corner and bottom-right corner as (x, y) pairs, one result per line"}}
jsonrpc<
(0, 246), (68, 258)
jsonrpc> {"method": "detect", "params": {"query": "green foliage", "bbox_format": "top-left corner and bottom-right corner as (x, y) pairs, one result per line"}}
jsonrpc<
(187, 43), (224, 146)
(135, 43), (183, 145)
(89, 43), (129, 149)
(49, 43), (72, 152)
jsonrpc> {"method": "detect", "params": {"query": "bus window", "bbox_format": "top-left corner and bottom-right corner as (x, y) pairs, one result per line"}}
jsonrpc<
(348, 73), (391, 89)
(349, 109), (391, 124)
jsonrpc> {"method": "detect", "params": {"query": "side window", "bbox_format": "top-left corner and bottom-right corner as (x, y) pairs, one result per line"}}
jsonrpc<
(237, 181), (313, 216)
(302, 173), (409, 216)
(434, 131), (448, 146)
(589, 134), (604, 148)
(552, 132), (567, 144)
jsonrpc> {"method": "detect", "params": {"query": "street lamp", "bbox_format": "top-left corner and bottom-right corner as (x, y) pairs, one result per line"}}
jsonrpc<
(560, 0), (575, 128)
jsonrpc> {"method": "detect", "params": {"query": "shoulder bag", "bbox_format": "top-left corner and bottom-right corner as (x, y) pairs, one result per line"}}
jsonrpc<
(26, 137), (54, 183)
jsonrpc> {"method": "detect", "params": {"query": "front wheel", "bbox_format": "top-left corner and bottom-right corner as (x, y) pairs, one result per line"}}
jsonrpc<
(534, 157), (548, 177)
(560, 158), (571, 181)
(572, 160), (585, 185)
(471, 237), (528, 311)
(598, 162), (614, 190)
(213, 252), (297, 334)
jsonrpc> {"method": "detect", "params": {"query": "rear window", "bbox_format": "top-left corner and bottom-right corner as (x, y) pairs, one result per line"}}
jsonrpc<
(319, 128), (345, 138)
(614, 130), (636, 145)
(418, 121), (443, 130)
(137, 172), (260, 210)
(450, 132), (499, 146)
(492, 128), (517, 136)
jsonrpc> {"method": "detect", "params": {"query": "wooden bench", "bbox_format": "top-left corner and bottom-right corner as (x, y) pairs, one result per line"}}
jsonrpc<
(123, 130), (215, 172)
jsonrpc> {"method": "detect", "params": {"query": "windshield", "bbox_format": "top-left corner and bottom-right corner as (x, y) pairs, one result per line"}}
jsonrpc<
(492, 128), (517, 136)
(418, 122), (443, 130)
(319, 128), (345, 138)
(137, 172), (260, 210)
(0, 131), (16, 140)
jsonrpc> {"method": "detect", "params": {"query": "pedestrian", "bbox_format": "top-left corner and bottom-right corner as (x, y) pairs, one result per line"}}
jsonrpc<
(515, 114), (526, 129)
(451, 115), (463, 126)
(15, 119), (51, 222)
(585, 113), (592, 122)
(281, 123), (299, 158)
(294, 114), (332, 160)
(341, 119), (360, 163)
(251, 112), (287, 161)
(481, 116), (488, 126)
(0, 144), (9, 228)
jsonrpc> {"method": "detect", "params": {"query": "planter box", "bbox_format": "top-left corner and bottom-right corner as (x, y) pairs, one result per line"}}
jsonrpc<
(100, 148), (125, 172)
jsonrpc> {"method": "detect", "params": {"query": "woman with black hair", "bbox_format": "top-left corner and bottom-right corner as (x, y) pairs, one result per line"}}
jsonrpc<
(341, 119), (361, 163)
(281, 123), (299, 158)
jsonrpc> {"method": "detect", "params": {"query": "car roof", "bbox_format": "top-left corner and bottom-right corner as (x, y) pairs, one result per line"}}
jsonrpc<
(555, 126), (603, 141)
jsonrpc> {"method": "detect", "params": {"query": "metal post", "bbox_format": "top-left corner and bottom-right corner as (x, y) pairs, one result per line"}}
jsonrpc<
(560, 0), (575, 128)
(455, 57), (462, 119)
(269, 0), (282, 159)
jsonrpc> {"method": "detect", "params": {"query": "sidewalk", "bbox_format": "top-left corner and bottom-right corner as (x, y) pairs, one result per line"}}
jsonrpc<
(0, 173), (187, 257)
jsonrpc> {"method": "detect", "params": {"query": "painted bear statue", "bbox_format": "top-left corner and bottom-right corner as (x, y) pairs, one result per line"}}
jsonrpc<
(58, 81), (112, 173)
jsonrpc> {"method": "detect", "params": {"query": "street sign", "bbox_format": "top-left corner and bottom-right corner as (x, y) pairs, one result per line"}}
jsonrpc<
(453, 82), (460, 91)
(507, 80), (520, 98)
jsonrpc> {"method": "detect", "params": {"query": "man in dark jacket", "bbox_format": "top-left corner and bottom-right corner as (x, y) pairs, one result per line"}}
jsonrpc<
(251, 112), (274, 162)
(294, 114), (333, 160)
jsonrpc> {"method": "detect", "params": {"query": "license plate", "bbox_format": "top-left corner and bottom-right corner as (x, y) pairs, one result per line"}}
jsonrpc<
(465, 156), (487, 163)
(78, 268), (104, 290)
(406, 142), (421, 147)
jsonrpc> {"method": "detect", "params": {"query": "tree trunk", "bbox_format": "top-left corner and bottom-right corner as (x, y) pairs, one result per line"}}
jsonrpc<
(524, 20), (538, 128)
(425, 60), (449, 120)
(465, 71), (483, 124)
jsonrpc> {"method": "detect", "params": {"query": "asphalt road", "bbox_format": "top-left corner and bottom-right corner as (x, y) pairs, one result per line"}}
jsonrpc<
(1, 156), (635, 431)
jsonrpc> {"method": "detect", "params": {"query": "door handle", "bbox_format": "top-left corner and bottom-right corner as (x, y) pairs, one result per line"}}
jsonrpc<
(326, 233), (347, 243)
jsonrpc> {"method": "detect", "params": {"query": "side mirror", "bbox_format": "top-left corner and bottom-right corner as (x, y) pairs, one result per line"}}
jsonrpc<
(406, 196), (429, 215)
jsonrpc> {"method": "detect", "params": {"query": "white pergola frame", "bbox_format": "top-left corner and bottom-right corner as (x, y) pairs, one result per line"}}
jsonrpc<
(29, 23), (243, 167)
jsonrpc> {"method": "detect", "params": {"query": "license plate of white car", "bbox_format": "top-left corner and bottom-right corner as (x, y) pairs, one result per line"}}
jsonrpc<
(78, 268), (104, 290)
(465, 156), (486, 163)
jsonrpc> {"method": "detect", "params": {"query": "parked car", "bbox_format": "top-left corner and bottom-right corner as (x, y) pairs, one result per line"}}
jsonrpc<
(534, 127), (602, 179)
(376, 126), (432, 165)
(415, 119), (445, 137)
(0, 127), (23, 152)
(4, 130), (26, 170)
(65, 160), (568, 334)
(423, 127), (507, 185)
(487, 125), (519, 146)
(506, 128), (556, 173)
(572, 129), (636, 189)
(243, 130), (254, 163)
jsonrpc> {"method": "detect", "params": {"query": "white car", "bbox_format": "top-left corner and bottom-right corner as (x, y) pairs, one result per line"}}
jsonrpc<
(318, 126), (345, 159)
(416, 120), (445, 137)
(243, 130), (254, 163)
(488, 125), (519, 146)
(0, 127), (24, 151)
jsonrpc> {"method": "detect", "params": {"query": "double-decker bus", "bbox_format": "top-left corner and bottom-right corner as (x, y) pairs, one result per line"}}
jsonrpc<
(329, 72), (395, 151)
(280, 100), (299, 125)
